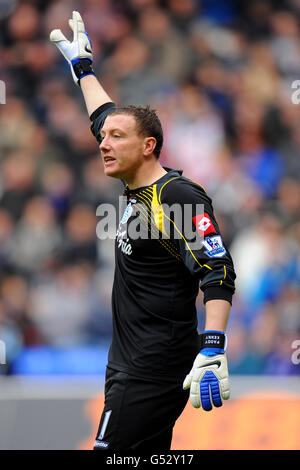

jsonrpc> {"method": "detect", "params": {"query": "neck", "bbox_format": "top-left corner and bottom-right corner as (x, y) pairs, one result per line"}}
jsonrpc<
(125, 160), (167, 189)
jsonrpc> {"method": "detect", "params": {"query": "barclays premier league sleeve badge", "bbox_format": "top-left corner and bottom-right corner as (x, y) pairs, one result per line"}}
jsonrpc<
(202, 235), (226, 258)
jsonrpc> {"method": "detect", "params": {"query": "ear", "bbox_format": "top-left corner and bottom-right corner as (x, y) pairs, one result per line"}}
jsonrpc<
(143, 137), (157, 157)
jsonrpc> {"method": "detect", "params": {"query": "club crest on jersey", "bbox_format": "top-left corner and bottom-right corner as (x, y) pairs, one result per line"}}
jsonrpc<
(192, 213), (215, 236)
(121, 202), (133, 224)
(202, 235), (226, 258)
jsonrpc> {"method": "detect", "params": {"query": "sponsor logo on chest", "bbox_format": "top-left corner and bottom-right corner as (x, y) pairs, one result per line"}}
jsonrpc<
(116, 201), (135, 256)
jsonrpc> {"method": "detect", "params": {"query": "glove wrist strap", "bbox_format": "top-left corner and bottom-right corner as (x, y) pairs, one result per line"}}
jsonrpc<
(72, 59), (95, 83)
(199, 330), (227, 351)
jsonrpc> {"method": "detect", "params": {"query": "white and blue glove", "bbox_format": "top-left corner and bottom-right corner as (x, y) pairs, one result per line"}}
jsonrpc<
(50, 10), (95, 85)
(183, 330), (230, 411)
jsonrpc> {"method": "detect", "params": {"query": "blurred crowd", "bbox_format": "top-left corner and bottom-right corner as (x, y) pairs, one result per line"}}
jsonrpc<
(0, 0), (299, 375)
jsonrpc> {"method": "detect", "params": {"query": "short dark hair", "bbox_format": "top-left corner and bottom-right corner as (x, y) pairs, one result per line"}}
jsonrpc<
(110, 105), (163, 158)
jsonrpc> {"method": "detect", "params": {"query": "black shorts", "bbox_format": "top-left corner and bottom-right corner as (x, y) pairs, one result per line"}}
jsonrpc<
(94, 367), (189, 451)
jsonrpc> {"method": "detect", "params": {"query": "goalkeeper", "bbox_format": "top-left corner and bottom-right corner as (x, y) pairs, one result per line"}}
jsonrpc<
(50, 12), (236, 451)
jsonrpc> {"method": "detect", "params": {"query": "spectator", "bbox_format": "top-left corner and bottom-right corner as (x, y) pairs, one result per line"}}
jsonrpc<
(8, 196), (62, 274)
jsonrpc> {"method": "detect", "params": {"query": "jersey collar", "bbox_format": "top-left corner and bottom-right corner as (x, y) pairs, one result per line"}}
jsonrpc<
(123, 167), (183, 196)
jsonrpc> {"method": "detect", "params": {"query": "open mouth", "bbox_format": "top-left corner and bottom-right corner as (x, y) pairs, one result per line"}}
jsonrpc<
(103, 156), (116, 165)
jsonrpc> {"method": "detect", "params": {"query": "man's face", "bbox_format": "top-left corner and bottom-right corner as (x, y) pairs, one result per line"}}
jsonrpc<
(99, 114), (145, 180)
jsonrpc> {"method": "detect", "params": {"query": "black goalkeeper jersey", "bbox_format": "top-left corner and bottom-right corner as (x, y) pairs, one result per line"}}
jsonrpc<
(90, 103), (236, 382)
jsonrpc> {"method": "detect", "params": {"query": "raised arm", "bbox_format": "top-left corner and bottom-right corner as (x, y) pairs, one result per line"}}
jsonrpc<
(50, 11), (113, 117)
(80, 75), (112, 117)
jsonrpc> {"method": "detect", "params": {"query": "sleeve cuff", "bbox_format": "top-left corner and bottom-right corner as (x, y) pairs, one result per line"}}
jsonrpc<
(89, 102), (116, 122)
(203, 286), (233, 305)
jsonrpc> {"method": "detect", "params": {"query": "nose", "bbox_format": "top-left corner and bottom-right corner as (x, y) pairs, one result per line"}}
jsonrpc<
(99, 135), (110, 152)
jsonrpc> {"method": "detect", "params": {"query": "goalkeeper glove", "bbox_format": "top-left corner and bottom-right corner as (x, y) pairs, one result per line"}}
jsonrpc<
(183, 330), (230, 411)
(50, 10), (95, 85)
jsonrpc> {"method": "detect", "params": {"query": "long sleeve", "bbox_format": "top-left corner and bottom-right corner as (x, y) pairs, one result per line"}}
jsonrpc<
(158, 176), (236, 304)
(89, 102), (117, 143)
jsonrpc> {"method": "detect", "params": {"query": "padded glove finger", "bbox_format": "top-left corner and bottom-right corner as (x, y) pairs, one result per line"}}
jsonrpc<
(49, 10), (94, 84)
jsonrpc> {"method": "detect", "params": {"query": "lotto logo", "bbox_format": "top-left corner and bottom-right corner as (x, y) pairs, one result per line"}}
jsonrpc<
(192, 213), (215, 236)
(198, 216), (211, 231)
